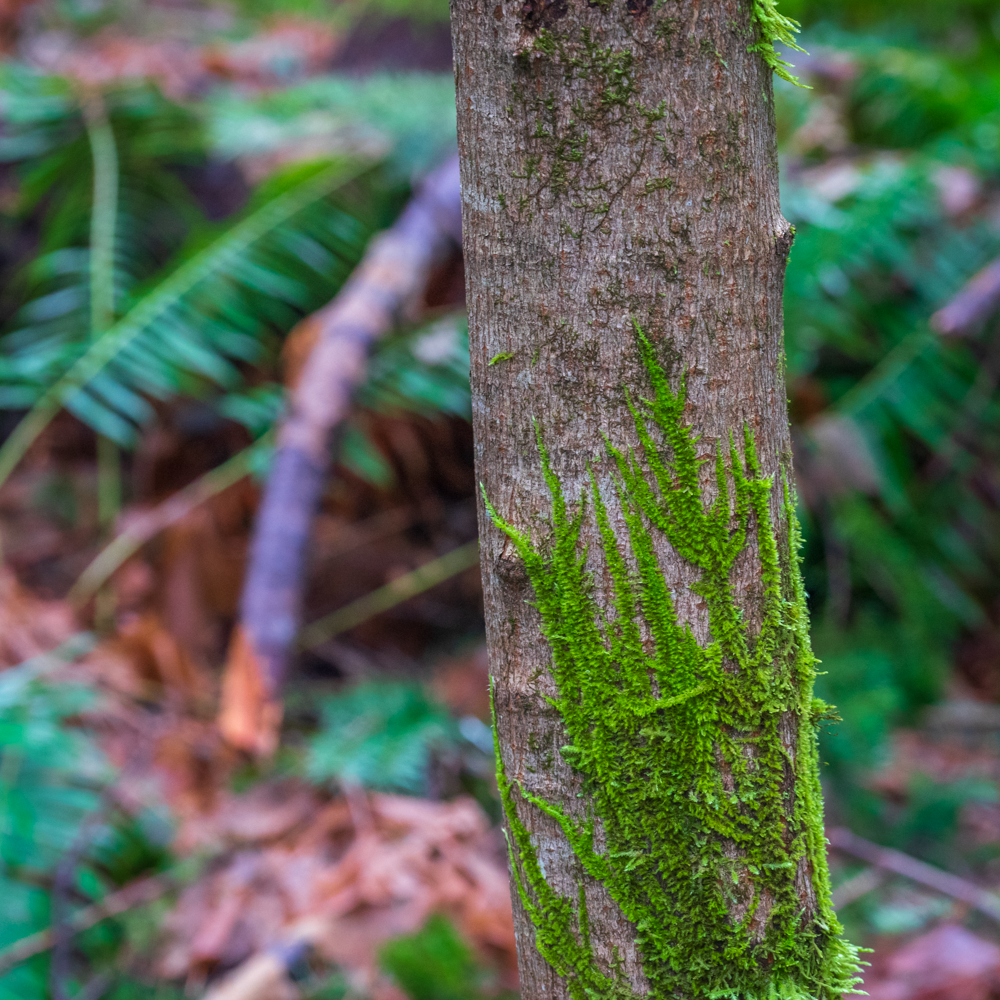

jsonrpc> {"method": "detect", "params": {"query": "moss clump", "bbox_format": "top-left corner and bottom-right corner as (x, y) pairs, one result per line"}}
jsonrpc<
(749, 0), (807, 87)
(485, 323), (862, 1000)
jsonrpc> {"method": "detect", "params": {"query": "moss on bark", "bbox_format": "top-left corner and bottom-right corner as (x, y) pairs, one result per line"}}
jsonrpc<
(484, 325), (862, 1000)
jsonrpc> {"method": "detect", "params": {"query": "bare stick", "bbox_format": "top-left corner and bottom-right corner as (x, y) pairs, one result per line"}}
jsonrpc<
(827, 826), (1000, 923)
(0, 873), (173, 977)
(931, 256), (1000, 336)
(298, 540), (480, 650)
(199, 941), (314, 1000)
(234, 156), (462, 699)
(69, 435), (272, 606)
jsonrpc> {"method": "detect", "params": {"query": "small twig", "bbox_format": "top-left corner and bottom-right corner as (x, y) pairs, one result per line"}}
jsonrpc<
(297, 540), (480, 651)
(74, 971), (114, 1000)
(69, 434), (272, 607)
(830, 866), (885, 910)
(0, 872), (174, 977)
(931, 256), (1000, 336)
(51, 806), (110, 1000)
(827, 827), (1000, 923)
(199, 936), (316, 1000)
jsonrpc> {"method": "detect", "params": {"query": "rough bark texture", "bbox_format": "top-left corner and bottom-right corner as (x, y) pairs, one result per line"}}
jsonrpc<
(451, 2), (857, 999)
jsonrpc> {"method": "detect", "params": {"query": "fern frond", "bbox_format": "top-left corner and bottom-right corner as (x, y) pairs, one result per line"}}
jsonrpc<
(84, 96), (118, 337)
(0, 157), (374, 487)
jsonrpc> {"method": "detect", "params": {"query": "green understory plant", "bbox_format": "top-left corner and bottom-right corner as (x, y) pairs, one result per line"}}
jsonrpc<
(0, 66), (458, 493)
(483, 327), (862, 1000)
(379, 914), (495, 1000)
(0, 638), (174, 1000)
(775, 27), (1000, 855)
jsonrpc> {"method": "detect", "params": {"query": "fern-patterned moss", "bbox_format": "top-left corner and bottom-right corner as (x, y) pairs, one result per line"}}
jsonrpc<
(484, 324), (862, 1000)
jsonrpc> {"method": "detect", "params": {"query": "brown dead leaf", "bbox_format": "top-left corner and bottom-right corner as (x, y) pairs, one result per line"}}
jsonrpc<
(432, 644), (490, 719)
(0, 0), (33, 52)
(159, 479), (256, 666)
(27, 19), (340, 100)
(200, 19), (340, 86)
(31, 33), (205, 100)
(98, 612), (212, 705)
(218, 625), (283, 758)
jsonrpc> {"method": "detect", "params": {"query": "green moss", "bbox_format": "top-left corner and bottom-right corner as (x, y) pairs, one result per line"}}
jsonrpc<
(643, 177), (674, 195)
(489, 351), (516, 366)
(513, 27), (663, 221)
(749, 0), (807, 87)
(484, 323), (862, 1000)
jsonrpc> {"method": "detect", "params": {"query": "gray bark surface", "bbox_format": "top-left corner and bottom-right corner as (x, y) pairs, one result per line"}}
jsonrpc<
(451, 1), (801, 997)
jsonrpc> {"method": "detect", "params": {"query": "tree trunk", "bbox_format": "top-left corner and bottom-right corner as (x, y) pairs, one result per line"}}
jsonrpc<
(450, 3), (860, 999)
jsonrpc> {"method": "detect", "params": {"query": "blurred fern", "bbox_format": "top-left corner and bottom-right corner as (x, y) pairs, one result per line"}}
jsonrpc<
(306, 681), (457, 794)
(0, 639), (176, 1000)
(0, 641), (104, 997)
(0, 68), (416, 489)
(776, 35), (1000, 849)
(0, 66), (463, 499)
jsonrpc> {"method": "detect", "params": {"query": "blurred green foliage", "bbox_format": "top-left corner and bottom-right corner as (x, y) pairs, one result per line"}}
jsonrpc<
(781, 0), (1000, 62)
(306, 680), (457, 793)
(0, 63), (459, 484)
(0, 0), (1000, 987)
(204, 73), (457, 181)
(0, 639), (175, 1000)
(774, 13), (1000, 866)
(379, 915), (491, 1000)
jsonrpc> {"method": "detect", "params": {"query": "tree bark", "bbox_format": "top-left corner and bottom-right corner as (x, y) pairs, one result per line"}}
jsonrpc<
(451, 2), (859, 999)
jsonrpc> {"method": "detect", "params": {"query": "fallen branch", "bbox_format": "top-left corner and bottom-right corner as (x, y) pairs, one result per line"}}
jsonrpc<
(219, 540), (479, 755)
(830, 866), (885, 911)
(298, 539), (480, 650)
(220, 154), (462, 754)
(0, 872), (174, 977)
(930, 256), (1000, 336)
(827, 826), (1000, 923)
(68, 434), (272, 607)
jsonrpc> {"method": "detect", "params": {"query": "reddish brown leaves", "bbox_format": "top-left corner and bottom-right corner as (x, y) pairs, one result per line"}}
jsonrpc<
(0, 565), (76, 667)
(158, 787), (517, 997)
(218, 625), (283, 758)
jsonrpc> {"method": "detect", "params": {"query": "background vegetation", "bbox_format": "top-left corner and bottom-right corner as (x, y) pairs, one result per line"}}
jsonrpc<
(1, 0), (1000, 997)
